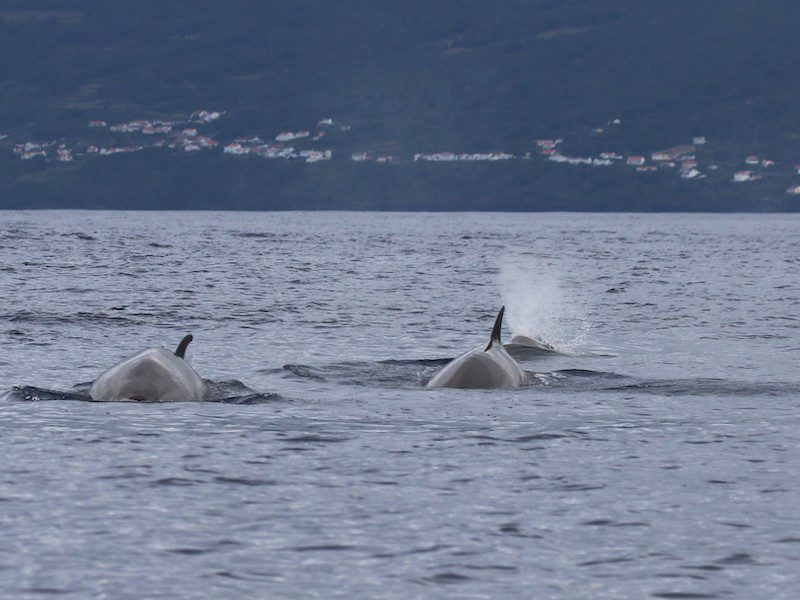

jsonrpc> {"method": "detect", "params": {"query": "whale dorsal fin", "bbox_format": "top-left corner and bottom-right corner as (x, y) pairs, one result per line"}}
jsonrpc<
(174, 334), (193, 358)
(485, 306), (505, 351)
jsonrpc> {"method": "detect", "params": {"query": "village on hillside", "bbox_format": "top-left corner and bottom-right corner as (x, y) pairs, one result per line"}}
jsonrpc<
(3, 110), (800, 194)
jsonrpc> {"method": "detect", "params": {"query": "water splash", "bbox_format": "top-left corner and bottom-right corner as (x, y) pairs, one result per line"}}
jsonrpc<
(498, 261), (589, 353)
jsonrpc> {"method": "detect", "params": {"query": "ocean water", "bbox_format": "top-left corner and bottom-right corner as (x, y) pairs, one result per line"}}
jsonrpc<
(1, 211), (799, 599)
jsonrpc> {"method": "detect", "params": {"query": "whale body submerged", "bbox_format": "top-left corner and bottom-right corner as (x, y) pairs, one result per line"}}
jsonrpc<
(506, 334), (556, 352)
(89, 335), (207, 402)
(426, 307), (526, 389)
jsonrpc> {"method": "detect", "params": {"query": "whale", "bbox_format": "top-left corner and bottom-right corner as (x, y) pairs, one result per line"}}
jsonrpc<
(426, 307), (526, 389)
(504, 334), (560, 361)
(89, 334), (208, 402)
(505, 334), (556, 351)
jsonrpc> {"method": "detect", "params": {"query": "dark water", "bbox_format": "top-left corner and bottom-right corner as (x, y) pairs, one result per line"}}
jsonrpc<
(1, 211), (799, 598)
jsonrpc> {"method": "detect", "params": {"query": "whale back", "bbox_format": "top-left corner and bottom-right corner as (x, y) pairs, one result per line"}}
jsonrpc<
(89, 347), (206, 402)
(506, 334), (557, 352)
(426, 345), (524, 389)
(427, 306), (526, 389)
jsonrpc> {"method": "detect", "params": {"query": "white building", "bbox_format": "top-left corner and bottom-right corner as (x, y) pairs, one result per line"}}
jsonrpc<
(191, 110), (223, 123)
(427, 152), (458, 161)
(224, 144), (249, 155)
(535, 139), (561, 149)
(276, 131), (310, 142)
(301, 150), (331, 163)
(548, 154), (611, 166)
(245, 137), (266, 145)
(652, 145), (696, 161)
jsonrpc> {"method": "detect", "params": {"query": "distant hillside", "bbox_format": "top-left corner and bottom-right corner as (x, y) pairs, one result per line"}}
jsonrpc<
(1, 0), (799, 210)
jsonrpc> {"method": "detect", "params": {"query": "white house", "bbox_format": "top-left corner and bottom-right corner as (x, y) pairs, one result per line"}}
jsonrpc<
(195, 136), (217, 148)
(301, 150), (331, 163)
(191, 110), (223, 123)
(652, 145), (695, 161)
(733, 171), (756, 182)
(224, 143), (249, 155)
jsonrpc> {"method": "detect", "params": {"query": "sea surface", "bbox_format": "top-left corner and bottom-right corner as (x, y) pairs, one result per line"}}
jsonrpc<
(1, 211), (799, 599)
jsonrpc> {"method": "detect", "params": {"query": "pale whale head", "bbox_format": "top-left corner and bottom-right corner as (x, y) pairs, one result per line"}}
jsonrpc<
(426, 306), (526, 389)
(89, 335), (207, 402)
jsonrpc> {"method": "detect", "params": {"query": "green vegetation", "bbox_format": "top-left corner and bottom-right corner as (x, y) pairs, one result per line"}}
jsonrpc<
(1, 1), (799, 210)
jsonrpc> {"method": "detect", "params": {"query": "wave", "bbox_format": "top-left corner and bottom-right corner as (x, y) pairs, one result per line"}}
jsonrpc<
(2, 310), (139, 327)
(275, 359), (624, 389)
(59, 232), (96, 241)
(1, 379), (283, 404)
(274, 358), (799, 398)
(600, 377), (800, 398)
(529, 369), (800, 397)
(276, 357), (453, 388)
(5, 362), (795, 402)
